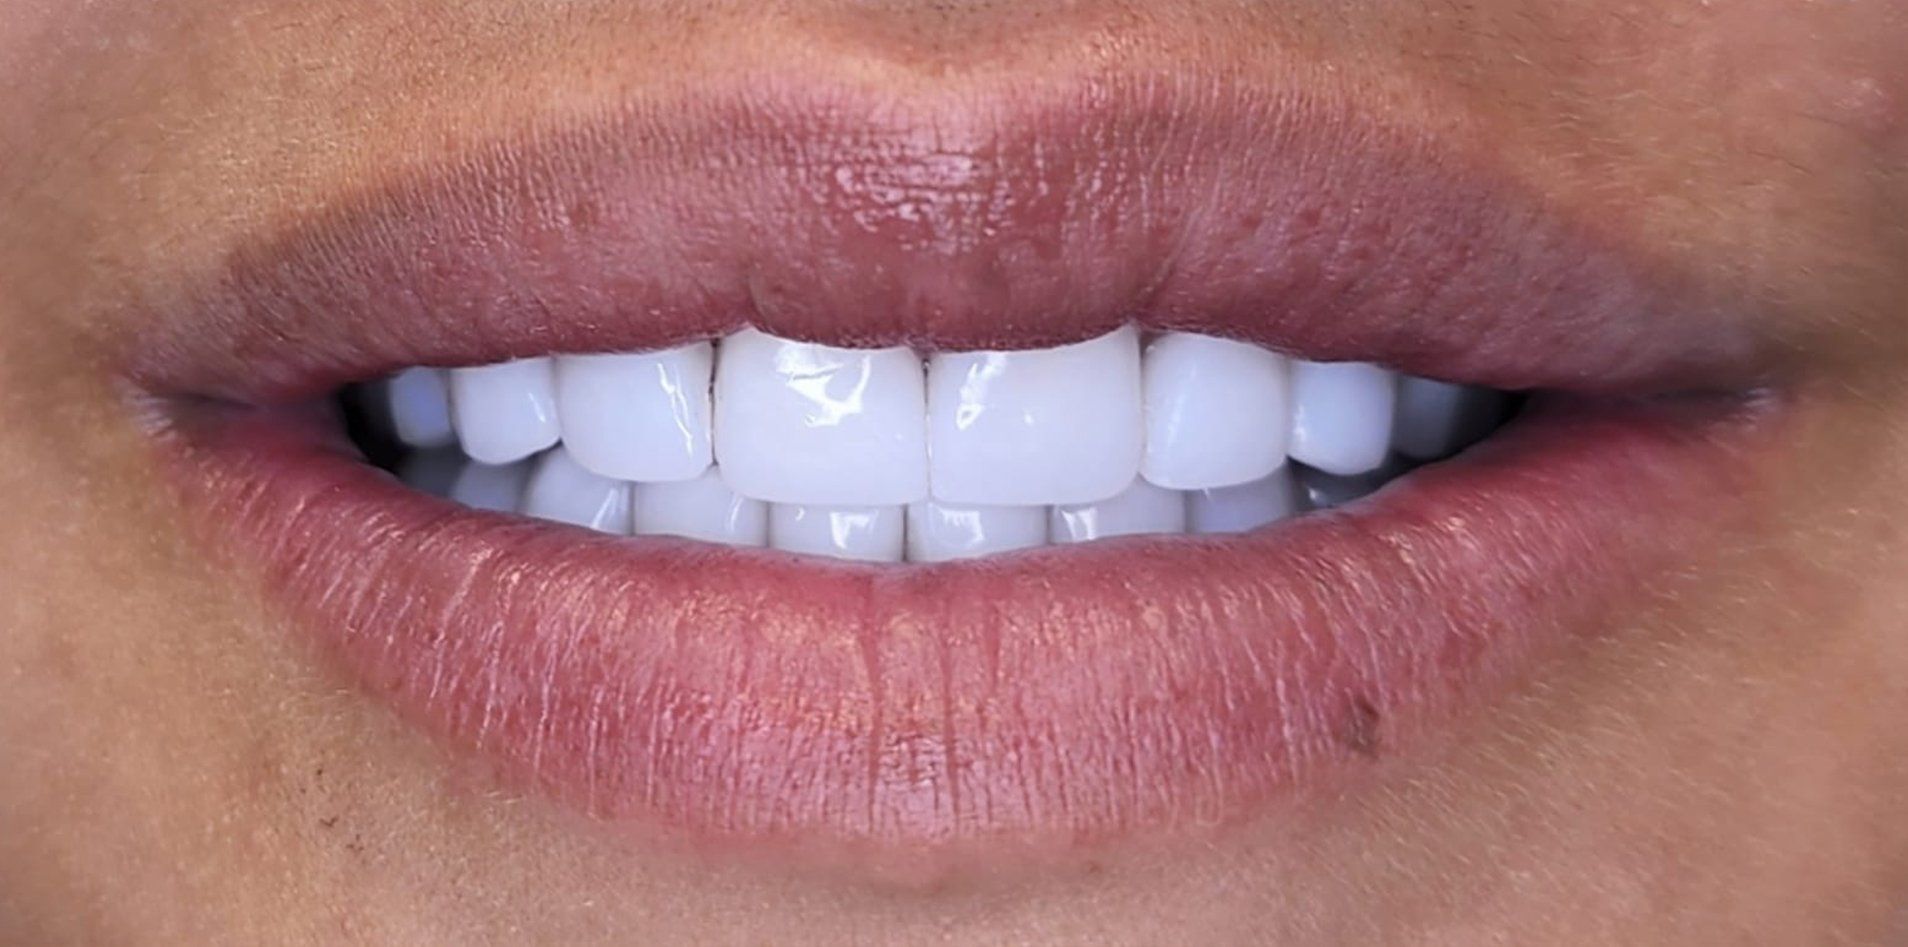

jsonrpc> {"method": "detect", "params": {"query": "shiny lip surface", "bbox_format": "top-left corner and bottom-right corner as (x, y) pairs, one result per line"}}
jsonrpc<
(135, 73), (1783, 860)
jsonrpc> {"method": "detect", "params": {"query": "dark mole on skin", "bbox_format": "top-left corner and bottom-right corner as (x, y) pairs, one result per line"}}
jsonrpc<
(1339, 695), (1382, 758)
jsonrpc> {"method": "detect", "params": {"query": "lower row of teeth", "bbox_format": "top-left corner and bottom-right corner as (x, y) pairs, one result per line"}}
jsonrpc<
(354, 327), (1509, 563)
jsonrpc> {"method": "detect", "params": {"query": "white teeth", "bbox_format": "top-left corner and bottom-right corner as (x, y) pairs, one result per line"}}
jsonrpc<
(1050, 478), (1188, 543)
(905, 501), (1048, 563)
(1391, 378), (1507, 460)
(397, 449), (465, 498)
(449, 459), (531, 513)
(450, 358), (561, 465)
(714, 330), (929, 506)
(1287, 360), (1398, 476)
(519, 448), (631, 534)
(1188, 468), (1300, 534)
(770, 503), (906, 563)
(632, 467), (768, 546)
(1141, 332), (1291, 490)
(1296, 463), (1400, 511)
(927, 326), (1143, 506)
(556, 343), (713, 482)
(379, 327), (1511, 562)
(385, 367), (457, 449)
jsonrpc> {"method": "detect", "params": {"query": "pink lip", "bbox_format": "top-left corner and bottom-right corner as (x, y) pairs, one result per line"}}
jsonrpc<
(131, 73), (1785, 865)
(163, 395), (1775, 859)
(133, 75), (1770, 404)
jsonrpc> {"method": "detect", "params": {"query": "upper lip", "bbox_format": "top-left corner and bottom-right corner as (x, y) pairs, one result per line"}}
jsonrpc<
(129, 71), (1771, 406)
(132, 68), (1786, 868)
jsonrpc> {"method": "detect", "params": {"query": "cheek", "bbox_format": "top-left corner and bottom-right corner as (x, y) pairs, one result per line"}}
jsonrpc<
(1709, 4), (1908, 162)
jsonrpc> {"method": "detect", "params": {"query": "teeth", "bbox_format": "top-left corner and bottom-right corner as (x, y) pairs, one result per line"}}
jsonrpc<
(397, 448), (465, 498)
(1188, 468), (1300, 534)
(1296, 462), (1404, 511)
(519, 447), (632, 534)
(556, 343), (714, 482)
(1142, 333), (1291, 490)
(770, 503), (906, 563)
(905, 501), (1048, 563)
(632, 467), (768, 546)
(714, 330), (929, 506)
(450, 358), (561, 465)
(370, 328), (1514, 562)
(928, 326), (1143, 506)
(1050, 478), (1188, 543)
(1391, 378), (1508, 460)
(1287, 360), (1398, 476)
(449, 459), (531, 513)
(385, 367), (457, 449)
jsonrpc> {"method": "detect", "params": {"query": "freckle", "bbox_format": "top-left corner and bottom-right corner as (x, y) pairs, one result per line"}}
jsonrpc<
(1338, 695), (1382, 759)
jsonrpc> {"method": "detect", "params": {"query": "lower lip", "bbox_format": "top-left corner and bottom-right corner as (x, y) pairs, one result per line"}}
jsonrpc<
(157, 392), (1776, 862)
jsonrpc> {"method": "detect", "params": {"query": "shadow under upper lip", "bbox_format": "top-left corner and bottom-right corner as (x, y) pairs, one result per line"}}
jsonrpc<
(127, 69), (1773, 406)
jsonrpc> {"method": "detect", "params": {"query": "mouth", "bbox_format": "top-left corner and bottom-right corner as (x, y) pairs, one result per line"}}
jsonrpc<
(131, 74), (1784, 864)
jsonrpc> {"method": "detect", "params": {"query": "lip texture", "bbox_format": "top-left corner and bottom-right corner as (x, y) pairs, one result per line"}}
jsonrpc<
(128, 74), (1772, 405)
(133, 73), (1785, 861)
(164, 395), (1774, 854)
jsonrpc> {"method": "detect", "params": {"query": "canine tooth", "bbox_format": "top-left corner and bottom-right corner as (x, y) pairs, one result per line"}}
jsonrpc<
(385, 367), (457, 448)
(449, 458), (531, 513)
(1141, 332), (1290, 489)
(714, 330), (928, 505)
(1287, 360), (1398, 475)
(1050, 478), (1187, 543)
(397, 449), (464, 498)
(632, 467), (767, 546)
(1391, 377), (1507, 460)
(520, 448), (632, 534)
(450, 358), (560, 464)
(928, 326), (1142, 505)
(557, 343), (713, 482)
(1188, 468), (1300, 534)
(905, 501), (1048, 563)
(769, 503), (905, 563)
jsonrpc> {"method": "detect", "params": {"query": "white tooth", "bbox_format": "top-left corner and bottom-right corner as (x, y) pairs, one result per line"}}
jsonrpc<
(449, 458), (531, 513)
(1391, 377), (1507, 460)
(556, 343), (713, 482)
(520, 448), (631, 534)
(713, 330), (928, 506)
(1050, 478), (1187, 543)
(631, 467), (768, 546)
(905, 501), (1048, 563)
(1141, 332), (1291, 490)
(1189, 468), (1300, 534)
(928, 326), (1142, 506)
(450, 358), (561, 464)
(385, 367), (457, 449)
(1287, 360), (1398, 476)
(397, 449), (465, 498)
(1296, 462), (1403, 512)
(770, 503), (905, 563)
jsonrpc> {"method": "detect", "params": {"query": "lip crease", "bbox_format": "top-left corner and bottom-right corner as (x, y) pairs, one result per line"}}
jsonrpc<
(132, 72), (1786, 868)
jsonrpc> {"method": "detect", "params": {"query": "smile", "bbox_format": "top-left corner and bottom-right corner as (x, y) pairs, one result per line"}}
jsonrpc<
(131, 73), (1785, 860)
(362, 328), (1509, 562)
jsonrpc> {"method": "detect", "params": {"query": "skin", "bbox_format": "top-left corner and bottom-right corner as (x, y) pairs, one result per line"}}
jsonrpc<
(2, 0), (1906, 943)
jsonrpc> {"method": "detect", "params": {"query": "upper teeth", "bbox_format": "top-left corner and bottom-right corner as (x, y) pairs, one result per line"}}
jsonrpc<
(378, 328), (1506, 562)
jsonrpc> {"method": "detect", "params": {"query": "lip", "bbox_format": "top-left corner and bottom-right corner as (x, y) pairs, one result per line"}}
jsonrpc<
(130, 73), (1774, 404)
(131, 71), (1786, 866)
